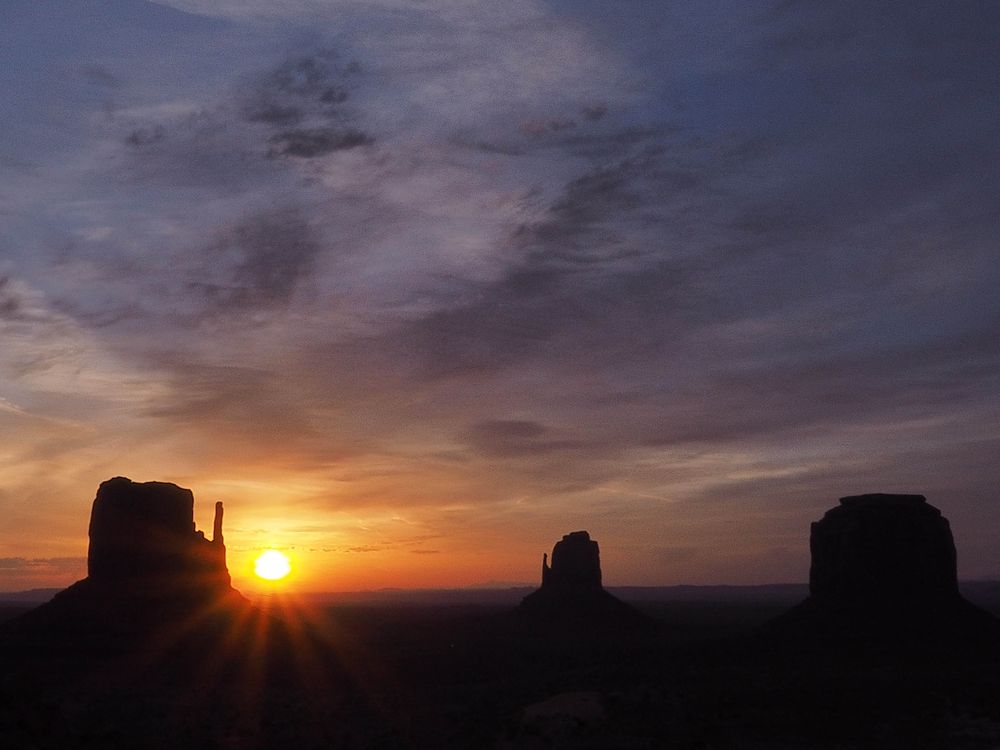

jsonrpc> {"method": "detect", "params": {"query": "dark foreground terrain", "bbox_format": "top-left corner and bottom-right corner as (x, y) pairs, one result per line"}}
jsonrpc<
(3, 586), (1000, 749)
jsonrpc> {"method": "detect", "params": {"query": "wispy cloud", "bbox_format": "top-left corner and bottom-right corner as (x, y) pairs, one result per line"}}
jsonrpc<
(193, 207), (323, 310)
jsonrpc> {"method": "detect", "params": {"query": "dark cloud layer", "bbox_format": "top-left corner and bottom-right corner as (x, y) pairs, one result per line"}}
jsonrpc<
(197, 208), (322, 309)
(242, 52), (372, 159)
(464, 420), (590, 457)
(110, 48), (373, 191)
(241, 53), (356, 122)
(0, 278), (24, 320)
(267, 127), (372, 158)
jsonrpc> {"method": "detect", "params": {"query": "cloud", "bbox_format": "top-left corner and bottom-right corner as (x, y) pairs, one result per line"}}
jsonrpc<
(267, 127), (372, 158)
(80, 65), (122, 89)
(240, 52), (374, 160)
(125, 126), (166, 147)
(0, 556), (87, 590)
(0, 557), (85, 572)
(136, 360), (352, 473)
(194, 207), (323, 310)
(0, 277), (25, 320)
(102, 47), (373, 194)
(0, 557), (88, 589)
(378, 149), (677, 378)
(240, 52), (357, 122)
(463, 419), (590, 458)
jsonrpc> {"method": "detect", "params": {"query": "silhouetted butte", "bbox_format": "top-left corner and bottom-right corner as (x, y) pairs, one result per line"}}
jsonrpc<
(88, 476), (231, 590)
(0, 479), (389, 748)
(5, 477), (248, 646)
(770, 493), (999, 643)
(519, 531), (647, 630)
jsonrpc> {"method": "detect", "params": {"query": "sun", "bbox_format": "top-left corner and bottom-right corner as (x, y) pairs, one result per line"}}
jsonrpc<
(254, 549), (292, 581)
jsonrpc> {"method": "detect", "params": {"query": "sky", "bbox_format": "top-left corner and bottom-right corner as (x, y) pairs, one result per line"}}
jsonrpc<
(2, 0), (999, 594)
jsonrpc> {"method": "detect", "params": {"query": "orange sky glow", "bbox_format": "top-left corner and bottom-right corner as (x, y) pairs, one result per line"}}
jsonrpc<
(3, 0), (1000, 595)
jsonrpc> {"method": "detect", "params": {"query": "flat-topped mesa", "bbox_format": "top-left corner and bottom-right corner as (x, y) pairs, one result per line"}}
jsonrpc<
(88, 476), (230, 591)
(764, 492), (1000, 644)
(809, 493), (959, 607)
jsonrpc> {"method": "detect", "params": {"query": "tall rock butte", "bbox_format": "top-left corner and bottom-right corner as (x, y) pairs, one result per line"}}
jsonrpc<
(7, 477), (246, 641)
(541, 530), (603, 593)
(772, 493), (997, 641)
(87, 476), (231, 591)
(519, 531), (647, 629)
